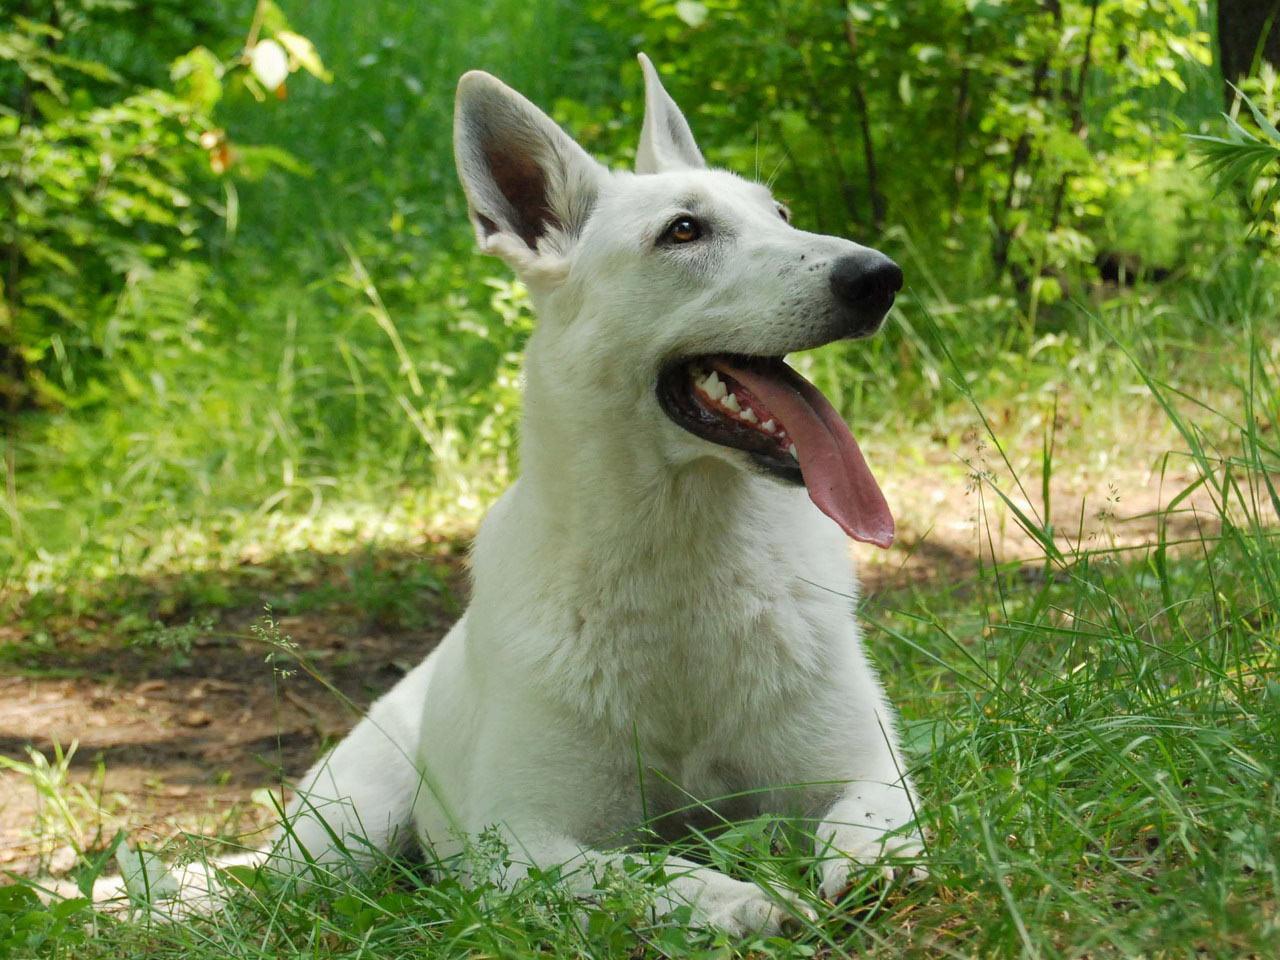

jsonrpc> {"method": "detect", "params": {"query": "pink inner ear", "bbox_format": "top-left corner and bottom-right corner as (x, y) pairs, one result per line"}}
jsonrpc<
(482, 146), (559, 249)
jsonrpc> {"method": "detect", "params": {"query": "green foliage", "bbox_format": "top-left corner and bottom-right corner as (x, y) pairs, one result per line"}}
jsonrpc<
(0, 884), (91, 957)
(0, 80), (205, 409)
(0, 0), (327, 413)
(1191, 74), (1280, 234)
(589, 0), (1219, 289)
(2, 2), (1279, 956)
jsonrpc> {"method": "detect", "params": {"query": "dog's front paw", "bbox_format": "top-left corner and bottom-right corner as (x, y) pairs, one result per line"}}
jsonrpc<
(816, 833), (925, 901)
(691, 883), (817, 937)
(815, 782), (926, 900)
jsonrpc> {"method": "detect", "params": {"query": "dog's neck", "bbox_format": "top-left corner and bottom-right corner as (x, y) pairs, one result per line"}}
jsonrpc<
(471, 345), (855, 734)
(502, 343), (852, 609)
(516, 355), (756, 559)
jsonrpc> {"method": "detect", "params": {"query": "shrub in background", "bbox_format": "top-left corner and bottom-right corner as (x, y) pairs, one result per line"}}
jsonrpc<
(587, 0), (1224, 295)
(0, 0), (324, 414)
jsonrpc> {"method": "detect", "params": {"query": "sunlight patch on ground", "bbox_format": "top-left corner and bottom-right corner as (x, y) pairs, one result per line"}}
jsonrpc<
(9, 492), (485, 600)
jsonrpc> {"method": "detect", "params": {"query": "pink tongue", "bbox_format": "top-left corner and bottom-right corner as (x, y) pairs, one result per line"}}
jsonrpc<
(715, 359), (894, 548)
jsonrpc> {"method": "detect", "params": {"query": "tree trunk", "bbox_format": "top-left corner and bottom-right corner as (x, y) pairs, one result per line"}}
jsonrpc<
(1218, 0), (1280, 92)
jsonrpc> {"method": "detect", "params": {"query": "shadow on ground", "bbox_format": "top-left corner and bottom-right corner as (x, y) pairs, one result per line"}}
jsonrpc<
(0, 538), (468, 875)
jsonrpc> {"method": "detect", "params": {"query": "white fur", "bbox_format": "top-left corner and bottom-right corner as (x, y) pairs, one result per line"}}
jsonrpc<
(274, 55), (923, 936)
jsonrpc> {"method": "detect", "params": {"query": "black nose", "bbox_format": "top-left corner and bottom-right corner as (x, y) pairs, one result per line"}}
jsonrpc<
(828, 251), (903, 337)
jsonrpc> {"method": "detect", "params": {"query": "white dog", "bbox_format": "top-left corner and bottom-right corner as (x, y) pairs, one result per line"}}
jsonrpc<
(274, 54), (922, 936)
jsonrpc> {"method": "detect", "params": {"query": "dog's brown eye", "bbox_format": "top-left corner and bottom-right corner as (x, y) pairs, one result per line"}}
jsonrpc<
(776, 203), (791, 223)
(664, 216), (702, 244)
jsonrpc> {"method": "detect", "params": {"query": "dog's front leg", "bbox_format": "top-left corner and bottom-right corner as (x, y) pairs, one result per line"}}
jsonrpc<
(814, 776), (924, 899)
(491, 828), (815, 936)
(270, 651), (440, 876)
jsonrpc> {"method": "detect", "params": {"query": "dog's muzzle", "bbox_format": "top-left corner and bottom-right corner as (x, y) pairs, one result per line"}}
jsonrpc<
(829, 251), (904, 338)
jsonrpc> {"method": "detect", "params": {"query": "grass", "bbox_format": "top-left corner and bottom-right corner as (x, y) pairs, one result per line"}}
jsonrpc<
(3, 300), (1276, 957)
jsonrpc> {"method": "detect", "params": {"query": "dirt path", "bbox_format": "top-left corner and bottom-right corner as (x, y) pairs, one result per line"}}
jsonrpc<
(0, 549), (468, 879)
(0, 426), (1221, 880)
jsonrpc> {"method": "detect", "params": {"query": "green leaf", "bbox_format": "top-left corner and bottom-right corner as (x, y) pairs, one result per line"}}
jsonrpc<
(218, 863), (272, 894)
(1242, 89), (1280, 146)
(48, 898), (90, 922)
(0, 884), (41, 914)
(674, 1), (709, 28)
(276, 30), (332, 83)
(11, 15), (61, 40)
(1224, 112), (1260, 146)
(232, 144), (314, 179)
(171, 46), (224, 113)
(256, 0), (291, 36)
(21, 240), (76, 275)
(49, 51), (121, 84)
(31, 90), (68, 121)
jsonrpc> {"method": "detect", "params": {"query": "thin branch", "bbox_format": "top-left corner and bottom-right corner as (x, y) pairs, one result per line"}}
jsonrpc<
(844, 16), (886, 231)
(992, 0), (1062, 279)
(794, 35), (865, 228)
(1047, 0), (1101, 236)
(949, 10), (977, 230)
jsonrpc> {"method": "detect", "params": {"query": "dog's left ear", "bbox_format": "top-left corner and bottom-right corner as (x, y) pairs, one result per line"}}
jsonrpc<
(635, 53), (705, 174)
(454, 70), (607, 282)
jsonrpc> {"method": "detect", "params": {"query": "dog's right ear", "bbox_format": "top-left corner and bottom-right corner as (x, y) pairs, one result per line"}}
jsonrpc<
(454, 71), (606, 282)
(635, 53), (705, 174)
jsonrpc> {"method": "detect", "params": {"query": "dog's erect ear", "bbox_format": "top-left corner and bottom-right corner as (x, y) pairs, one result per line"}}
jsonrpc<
(454, 71), (606, 279)
(635, 53), (705, 175)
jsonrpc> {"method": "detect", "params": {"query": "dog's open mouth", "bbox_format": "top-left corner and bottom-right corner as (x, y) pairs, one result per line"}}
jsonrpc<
(658, 355), (894, 548)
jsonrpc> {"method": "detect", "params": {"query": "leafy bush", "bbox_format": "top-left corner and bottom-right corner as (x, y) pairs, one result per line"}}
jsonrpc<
(0, 0), (324, 414)
(1191, 73), (1280, 236)
(587, 0), (1220, 294)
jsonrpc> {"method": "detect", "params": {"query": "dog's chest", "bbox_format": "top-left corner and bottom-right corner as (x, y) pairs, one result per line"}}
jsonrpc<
(568, 564), (835, 754)
(567, 576), (845, 837)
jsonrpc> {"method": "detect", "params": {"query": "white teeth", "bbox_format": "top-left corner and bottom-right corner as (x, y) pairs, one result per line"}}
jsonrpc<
(721, 393), (741, 412)
(739, 408), (757, 423)
(788, 443), (798, 459)
(761, 419), (776, 434)
(704, 371), (727, 400)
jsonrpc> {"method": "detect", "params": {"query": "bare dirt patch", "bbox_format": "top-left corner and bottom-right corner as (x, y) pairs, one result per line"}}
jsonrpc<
(1, 548), (466, 879)
(861, 431), (1220, 594)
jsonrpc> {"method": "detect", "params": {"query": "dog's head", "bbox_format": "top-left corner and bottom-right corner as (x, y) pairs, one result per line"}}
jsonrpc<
(453, 56), (898, 547)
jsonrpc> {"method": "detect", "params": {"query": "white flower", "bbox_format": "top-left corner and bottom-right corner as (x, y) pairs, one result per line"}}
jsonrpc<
(250, 39), (289, 92)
